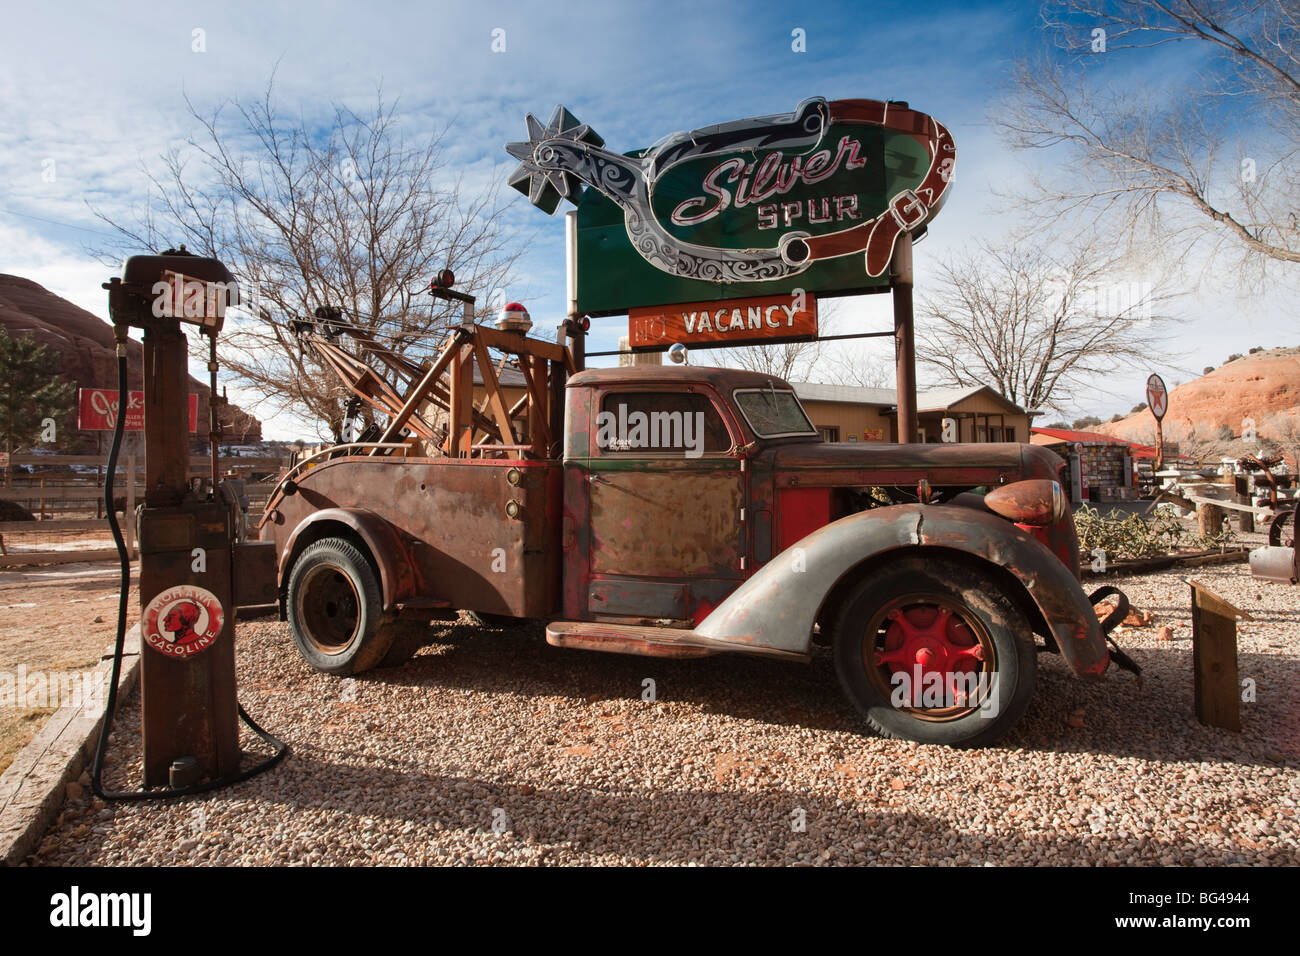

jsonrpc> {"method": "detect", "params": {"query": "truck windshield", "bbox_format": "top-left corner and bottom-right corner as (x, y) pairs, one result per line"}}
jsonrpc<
(732, 388), (817, 438)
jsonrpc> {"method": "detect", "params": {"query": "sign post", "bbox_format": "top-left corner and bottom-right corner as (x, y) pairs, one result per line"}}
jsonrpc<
(891, 232), (917, 443)
(1146, 373), (1168, 474)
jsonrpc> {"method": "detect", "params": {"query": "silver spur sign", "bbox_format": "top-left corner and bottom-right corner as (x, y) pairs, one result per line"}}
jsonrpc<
(505, 97), (955, 315)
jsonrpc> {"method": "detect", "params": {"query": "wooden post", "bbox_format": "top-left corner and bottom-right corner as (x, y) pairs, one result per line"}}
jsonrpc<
(1198, 501), (1226, 536)
(448, 343), (474, 457)
(1234, 475), (1255, 533)
(529, 354), (550, 454)
(548, 359), (564, 460)
(1187, 579), (1249, 731)
(96, 433), (103, 520)
(891, 232), (918, 445)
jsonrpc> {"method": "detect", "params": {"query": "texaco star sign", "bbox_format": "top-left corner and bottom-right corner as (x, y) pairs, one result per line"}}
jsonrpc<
(1146, 373), (1168, 422)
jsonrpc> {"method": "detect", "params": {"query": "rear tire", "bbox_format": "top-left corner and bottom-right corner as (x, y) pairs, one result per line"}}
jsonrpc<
(287, 537), (399, 675)
(831, 556), (1036, 747)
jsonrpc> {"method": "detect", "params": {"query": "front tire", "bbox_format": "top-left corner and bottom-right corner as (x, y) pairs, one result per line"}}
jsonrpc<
(832, 556), (1037, 747)
(287, 537), (401, 675)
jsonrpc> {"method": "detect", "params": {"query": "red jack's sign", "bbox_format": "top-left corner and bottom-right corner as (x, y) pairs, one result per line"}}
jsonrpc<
(78, 388), (198, 433)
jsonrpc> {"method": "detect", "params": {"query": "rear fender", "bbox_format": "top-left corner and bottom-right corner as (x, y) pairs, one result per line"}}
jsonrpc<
(694, 503), (1111, 679)
(278, 507), (419, 611)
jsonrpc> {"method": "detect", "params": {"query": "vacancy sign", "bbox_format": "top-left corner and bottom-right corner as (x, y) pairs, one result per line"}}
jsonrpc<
(79, 388), (199, 432)
(629, 293), (818, 350)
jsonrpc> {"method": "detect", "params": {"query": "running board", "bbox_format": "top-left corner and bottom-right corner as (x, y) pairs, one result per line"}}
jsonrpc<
(545, 621), (806, 661)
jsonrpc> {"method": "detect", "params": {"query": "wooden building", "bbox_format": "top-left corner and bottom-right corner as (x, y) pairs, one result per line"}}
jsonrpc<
(791, 382), (1032, 444)
(1030, 427), (1155, 502)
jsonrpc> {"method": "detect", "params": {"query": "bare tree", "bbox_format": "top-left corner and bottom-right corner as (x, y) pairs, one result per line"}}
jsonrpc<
(714, 337), (827, 381)
(997, 0), (1300, 280)
(821, 342), (894, 389)
(914, 232), (1175, 412)
(1263, 411), (1300, 471)
(91, 78), (519, 439)
(714, 304), (840, 381)
(1131, 419), (1251, 465)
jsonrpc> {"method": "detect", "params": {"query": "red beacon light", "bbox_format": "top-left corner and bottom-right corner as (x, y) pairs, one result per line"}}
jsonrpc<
(496, 301), (533, 334)
(430, 269), (456, 291)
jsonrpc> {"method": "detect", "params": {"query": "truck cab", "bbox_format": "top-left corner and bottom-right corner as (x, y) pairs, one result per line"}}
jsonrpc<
(562, 365), (1079, 627)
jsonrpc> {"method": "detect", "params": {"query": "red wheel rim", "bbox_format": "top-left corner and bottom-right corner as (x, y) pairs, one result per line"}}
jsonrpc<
(861, 593), (998, 722)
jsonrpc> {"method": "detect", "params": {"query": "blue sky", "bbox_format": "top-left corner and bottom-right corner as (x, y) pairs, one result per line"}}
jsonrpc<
(1, 0), (1293, 438)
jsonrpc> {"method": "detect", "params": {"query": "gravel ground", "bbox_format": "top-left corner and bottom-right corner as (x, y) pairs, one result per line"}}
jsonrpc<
(29, 563), (1298, 866)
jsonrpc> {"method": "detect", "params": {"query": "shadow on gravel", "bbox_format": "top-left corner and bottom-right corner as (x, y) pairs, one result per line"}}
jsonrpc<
(33, 619), (1295, 866)
(1012, 648), (1296, 769)
(254, 749), (1292, 866)
(370, 621), (862, 734)
(354, 622), (1296, 770)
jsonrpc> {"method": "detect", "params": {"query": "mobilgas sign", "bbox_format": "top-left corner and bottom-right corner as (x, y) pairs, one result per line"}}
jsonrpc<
(506, 98), (954, 316)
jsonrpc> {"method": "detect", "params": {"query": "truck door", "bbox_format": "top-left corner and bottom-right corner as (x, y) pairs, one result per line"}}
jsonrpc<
(583, 386), (746, 625)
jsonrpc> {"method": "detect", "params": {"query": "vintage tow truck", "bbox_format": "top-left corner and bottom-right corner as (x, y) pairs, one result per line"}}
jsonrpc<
(256, 311), (1138, 747)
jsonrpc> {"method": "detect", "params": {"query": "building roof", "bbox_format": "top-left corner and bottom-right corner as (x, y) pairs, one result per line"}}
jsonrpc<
(916, 385), (1006, 412)
(1031, 427), (1158, 458)
(791, 382), (897, 406)
(472, 364), (528, 388)
(790, 381), (1026, 415)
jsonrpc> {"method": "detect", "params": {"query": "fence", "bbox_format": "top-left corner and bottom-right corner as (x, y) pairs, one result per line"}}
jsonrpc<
(0, 454), (287, 567)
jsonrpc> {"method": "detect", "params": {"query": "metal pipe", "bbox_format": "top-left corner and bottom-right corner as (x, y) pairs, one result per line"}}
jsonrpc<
(565, 210), (585, 372)
(208, 334), (220, 490)
(584, 329), (896, 359)
(566, 210), (578, 319)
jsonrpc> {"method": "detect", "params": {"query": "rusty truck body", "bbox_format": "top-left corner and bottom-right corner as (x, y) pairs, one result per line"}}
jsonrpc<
(259, 327), (1135, 747)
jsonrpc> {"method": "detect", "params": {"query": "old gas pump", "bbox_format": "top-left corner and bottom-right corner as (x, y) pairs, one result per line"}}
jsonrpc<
(98, 249), (284, 794)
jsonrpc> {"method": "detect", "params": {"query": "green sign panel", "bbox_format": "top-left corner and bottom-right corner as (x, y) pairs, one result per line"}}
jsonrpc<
(506, 97), (955, 317)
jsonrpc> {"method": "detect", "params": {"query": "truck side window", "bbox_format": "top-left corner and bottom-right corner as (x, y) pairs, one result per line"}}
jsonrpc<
(596, 392), (732, 455)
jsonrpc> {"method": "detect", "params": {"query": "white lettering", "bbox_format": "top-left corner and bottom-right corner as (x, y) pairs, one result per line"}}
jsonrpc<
(670, 139), (868, 226)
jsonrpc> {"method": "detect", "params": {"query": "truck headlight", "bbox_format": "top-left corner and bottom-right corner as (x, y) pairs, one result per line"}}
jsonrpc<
(984, 479), (1064, 526)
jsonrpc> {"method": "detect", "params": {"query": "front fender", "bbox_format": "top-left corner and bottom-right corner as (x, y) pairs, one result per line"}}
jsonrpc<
(277, 507), (419, 611)
(694, 504), (1111, 679)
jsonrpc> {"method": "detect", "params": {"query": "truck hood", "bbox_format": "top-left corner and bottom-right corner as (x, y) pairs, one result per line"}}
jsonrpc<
(767, 440), (1027, 472)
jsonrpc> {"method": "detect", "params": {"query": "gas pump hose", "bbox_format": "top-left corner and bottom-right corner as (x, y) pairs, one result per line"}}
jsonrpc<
(91, 343), (288, 801)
